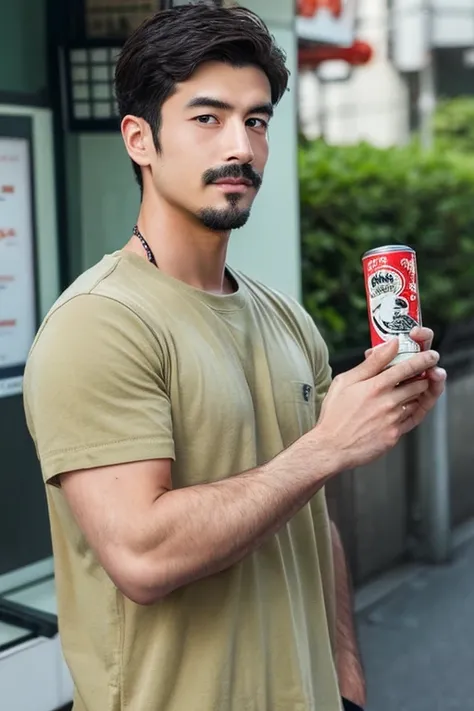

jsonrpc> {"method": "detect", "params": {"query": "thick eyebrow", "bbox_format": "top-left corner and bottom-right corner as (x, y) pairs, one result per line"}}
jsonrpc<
(185, 96), (274, 118)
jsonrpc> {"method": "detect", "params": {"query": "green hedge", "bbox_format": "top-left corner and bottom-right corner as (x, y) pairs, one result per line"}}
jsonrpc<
(299, 139), (474, 356)
(434, 97), (474, 154)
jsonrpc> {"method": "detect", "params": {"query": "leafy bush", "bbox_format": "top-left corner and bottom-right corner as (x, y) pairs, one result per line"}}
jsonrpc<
(299, 139), (474, 357)
(434, 97), (474, 155)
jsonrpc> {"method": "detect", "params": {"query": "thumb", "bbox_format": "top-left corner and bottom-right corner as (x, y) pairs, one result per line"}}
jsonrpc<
(346, 338), (399, 384)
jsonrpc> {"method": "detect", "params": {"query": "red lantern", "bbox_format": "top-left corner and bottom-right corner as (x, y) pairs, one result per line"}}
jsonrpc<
(297, 0), (343, 18)
(298, 40), (373, 68)
(297, 0), (373, 69)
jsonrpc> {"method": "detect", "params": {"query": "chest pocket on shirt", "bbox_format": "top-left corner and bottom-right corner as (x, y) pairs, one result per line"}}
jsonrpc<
(287, 380), (315, 405)
(275, 379), (316, 442)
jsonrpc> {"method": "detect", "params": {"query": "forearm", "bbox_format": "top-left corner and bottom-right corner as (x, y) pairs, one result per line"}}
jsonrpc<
(331, 521), (366, 709)
(127, 432), (338, 602)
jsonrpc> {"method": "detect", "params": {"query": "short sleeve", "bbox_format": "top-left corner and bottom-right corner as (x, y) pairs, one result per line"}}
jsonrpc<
(24, 294), (175, 485)
(302, 312), (332, 420)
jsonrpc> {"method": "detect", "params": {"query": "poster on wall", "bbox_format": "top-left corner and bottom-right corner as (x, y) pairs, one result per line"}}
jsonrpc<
(0, 117), (37, 399)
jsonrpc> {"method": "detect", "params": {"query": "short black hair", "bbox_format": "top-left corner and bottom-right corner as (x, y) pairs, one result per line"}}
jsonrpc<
(115, 1), (290, 192)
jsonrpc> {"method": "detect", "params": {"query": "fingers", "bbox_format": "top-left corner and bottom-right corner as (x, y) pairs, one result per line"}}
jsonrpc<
(365, 327), (434, 360)
(409, 326), (434, 352)
(345, 338), (400, 384)
(393, 376), (430, 406)
(420, 368), (447, 408)
(426, 366), (447, 384)
(399, 368), (447, 435)
(399, 400), (418, 422)
(380, 349), (440, 388)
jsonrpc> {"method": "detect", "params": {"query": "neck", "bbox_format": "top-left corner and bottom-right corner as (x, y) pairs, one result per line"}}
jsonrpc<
(124, 192), (233, 295)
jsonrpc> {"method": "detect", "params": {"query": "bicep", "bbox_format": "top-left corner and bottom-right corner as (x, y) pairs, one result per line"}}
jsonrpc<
(24, 294), (177, 594)
(60, 458), (172, 584)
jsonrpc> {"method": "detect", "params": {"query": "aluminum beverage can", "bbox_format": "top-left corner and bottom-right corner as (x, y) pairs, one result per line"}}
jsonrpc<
(362, 245), (422, 366)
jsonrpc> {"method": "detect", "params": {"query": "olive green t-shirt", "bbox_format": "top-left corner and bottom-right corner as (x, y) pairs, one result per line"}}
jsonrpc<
(24, 251), (341, 711)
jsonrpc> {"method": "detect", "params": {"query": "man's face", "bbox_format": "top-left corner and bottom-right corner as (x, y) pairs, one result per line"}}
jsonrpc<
(148, 61), (273, 231)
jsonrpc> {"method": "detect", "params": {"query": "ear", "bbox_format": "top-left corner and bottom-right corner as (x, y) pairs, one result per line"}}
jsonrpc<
(121, 115), (156, 169)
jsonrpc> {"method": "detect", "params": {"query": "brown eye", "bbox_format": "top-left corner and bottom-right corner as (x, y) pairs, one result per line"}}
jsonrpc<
(246, 118), (268, 130)
(194, 115), (218, 125)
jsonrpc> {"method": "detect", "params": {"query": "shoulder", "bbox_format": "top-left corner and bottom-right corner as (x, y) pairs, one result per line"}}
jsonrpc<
(29, 253), (165, 363)
(24, 257), (169, 415)
(27, 297), (155, 382)
(24, 259), (176, 482)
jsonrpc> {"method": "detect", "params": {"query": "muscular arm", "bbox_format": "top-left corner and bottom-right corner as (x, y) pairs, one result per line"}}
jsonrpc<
(29, 294), (441, 611)
(61, 432), (336, 605)
(331, 521), (366, 709)
(60, 337), (438, 607)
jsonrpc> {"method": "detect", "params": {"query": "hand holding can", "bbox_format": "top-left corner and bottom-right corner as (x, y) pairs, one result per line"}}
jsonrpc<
(362, 245), (422, 367)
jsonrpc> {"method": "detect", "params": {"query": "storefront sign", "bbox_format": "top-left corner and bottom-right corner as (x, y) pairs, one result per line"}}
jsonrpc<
(0, 134), (37, 399)
(85, 0), (158, 38)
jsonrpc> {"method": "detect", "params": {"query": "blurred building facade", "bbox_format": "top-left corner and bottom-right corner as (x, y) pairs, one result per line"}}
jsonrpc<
(299, 0), (474, 146)
(299, 0), (410, 146)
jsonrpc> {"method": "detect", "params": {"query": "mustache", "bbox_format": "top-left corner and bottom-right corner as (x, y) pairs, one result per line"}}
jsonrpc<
(202, 164), (263, 190)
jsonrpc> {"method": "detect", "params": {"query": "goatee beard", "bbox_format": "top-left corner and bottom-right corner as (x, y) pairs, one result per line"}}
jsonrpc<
(199, 163), (262, 230)
(198, 204), (251, 231)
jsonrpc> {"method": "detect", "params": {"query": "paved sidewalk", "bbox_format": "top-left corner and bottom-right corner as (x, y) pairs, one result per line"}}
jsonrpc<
(357, 531), (474, 711)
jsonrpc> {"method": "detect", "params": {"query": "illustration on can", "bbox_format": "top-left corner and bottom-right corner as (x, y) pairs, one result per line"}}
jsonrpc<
(362, 245), (422, 365)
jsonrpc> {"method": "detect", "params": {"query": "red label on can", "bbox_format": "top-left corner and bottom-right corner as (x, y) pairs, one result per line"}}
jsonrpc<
(362, 248), (422, 359)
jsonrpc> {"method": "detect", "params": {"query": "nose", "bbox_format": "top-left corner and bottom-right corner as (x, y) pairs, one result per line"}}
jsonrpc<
(223, 121), (254, 164)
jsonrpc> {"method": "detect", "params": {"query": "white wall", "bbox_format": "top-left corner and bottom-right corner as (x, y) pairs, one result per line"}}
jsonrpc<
(226, 21), (301, 299)
(299, 0), (410, 148)
(76, 0), (301, 299)
(432, 0), (474, 47)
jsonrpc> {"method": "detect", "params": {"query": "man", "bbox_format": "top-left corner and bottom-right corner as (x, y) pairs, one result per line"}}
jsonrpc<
(23, 3), (446, 711)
